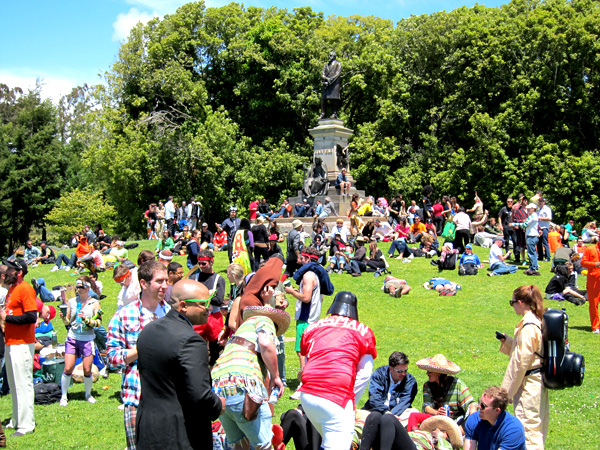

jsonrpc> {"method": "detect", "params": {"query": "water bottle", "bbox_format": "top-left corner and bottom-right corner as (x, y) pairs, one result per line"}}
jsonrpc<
(268, 387), (280, 404)
(51, 330), (58, 348)
(75, 301), (83, 323)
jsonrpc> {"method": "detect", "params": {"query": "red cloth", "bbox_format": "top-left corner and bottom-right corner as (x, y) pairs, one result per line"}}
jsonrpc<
(582, 244), (600, 330)
(300, 315), (377, 408)
(249, 201), (259, 220)
(407, 412), (432, 431)
(194, 311), (224, 342)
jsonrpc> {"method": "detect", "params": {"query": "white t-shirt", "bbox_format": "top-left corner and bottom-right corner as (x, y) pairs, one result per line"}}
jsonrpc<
(538, 206), (552, 229)
(489, 244), (503, 267)
(454, 212), (471, 230)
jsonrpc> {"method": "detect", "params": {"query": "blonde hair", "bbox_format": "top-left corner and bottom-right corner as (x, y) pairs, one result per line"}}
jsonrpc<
(227, 263), (245, 285)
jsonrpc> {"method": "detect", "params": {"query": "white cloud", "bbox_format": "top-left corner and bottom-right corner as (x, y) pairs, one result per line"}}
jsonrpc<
(0, 70), (103, 104)
(112, 7), (157, 42)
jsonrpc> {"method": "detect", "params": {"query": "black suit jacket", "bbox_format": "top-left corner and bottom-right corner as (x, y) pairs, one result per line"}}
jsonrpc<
(136, 309), (222, 449)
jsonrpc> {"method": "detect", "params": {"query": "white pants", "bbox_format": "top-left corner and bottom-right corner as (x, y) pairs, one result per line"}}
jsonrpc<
(6, 343), (35, 433)
(300, 392), (354, 450)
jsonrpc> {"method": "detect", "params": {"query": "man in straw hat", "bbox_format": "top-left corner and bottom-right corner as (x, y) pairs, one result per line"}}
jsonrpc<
(407, 354), (477, 432)
(136, 279), (225, 449)
(299, 291), (377, 450)
(463, 386), (526, 450)
(211, 290), (290, 450)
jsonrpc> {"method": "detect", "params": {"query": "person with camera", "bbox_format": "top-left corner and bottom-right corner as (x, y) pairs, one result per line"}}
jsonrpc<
(497, 285), (548, 450)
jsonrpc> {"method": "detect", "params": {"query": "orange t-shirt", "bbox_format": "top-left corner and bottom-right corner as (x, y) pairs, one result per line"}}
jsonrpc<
(4, 281), (37, 345)
(548, 231), (562, 254)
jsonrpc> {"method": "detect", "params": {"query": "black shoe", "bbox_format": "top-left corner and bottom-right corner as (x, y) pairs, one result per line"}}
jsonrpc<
(51, 286), (62, 291)
(31, 278), (38, 291)
(523, 269), (532, 275)
(99, 294), (107, 300)
(531, 271), (541, 276)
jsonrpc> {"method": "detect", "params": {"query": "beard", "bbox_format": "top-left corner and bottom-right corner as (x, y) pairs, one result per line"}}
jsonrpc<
(4, 271), (18, 286)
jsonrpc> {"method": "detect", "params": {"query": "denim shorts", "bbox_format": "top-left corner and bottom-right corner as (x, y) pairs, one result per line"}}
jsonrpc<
(219, 393), (273, 447)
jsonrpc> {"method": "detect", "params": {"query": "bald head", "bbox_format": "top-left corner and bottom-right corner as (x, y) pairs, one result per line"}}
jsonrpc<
(171, 279), (212, 325)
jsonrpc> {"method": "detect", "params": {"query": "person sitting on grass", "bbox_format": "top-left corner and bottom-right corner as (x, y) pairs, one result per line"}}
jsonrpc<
(326, 233), (349, 274)
(382, 276), (412, 298)
(24, 240), (42, 266)
(75, 242), (105, 274)
(155, 230), (174, 254)
(33, 241), (55, 266)
(346, 236), (367, 277)
(430, 243), (459, 270)
(457, 244), (484, 276)
(487, 236), (517, 277)
(544, 263), (587, 305)
(423, 278), (461, 296)
(407, 354), (478, 433)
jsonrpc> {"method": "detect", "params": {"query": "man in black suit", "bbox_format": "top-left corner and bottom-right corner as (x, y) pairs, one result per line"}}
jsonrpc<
(136, 279), (225, 449)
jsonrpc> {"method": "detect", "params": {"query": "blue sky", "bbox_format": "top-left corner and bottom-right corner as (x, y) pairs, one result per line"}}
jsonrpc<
(1, 0), (507, 103)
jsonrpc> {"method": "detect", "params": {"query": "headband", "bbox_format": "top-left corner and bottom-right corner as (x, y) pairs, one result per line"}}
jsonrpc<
(114, 270), (130, 283)
(301, 252), (319, 260)
(76, 280), (91, 288)
(198, 256), (213, 262)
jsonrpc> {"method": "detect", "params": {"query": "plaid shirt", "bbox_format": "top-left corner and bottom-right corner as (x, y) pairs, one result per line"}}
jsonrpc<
(107, 299), (170, 407)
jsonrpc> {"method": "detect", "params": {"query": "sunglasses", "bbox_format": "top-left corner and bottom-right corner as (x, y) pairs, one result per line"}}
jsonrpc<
(199, 261), (210, 267)
(509, 299), (519, 306)
(479, 400), (494, 411)
(391, 367), (408, 374)
(185, 290), (216, 307)
(76, 285), (87, 290)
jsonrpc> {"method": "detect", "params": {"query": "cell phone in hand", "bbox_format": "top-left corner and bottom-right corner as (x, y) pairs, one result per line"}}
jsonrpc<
(495, 331), (505, 340)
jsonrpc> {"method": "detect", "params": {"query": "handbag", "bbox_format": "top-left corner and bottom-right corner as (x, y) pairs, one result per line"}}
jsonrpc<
(441, 222), (456, 241)
(242, 392), (262, 421)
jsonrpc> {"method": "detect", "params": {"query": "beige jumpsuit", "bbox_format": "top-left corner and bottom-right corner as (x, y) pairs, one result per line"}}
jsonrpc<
(500, 310), (549, 450)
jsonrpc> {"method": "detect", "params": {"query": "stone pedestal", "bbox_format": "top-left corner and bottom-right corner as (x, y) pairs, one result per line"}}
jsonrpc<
(309, 119), (354, 183)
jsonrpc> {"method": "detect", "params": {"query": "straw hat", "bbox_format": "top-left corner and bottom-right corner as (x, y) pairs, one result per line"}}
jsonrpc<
(416, 354), (461, 375)
(420, 416), (462, 449)
(243, 306), (291, 336)
(292, 219), (303, 229)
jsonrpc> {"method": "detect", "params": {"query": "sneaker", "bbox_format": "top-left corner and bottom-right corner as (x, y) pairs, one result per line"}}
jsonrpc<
(326, 267), (333, 274)
(593, 329), (600, 334)
(86, 396), (97, 404)
(290, 385), (302, 400)
(408, 253), (414, 259)
(522, 261), (528, 267)
(50, 265), (59, 273)
(395, 256), (403, 260)
(65, 266), (71, 272)
(402, 259), (412, 263)
(456, 285), (462, 291)
(30, 263), (38, 268)
(118, 404), (125, 410)
(31, 278), (39, 291)
(99, 367), (109, 379)
(487, 272), (496, 277)
(336, 269), (344, 275)
(60, 398), (68, 407)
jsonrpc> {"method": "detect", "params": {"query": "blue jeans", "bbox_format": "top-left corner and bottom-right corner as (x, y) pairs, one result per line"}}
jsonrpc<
(56, 253), (76, 268)
(347, 260), (366, 274)
(388, 239), (409, 257)
(34, 278), (55, 303)
(270, 206), (287, 219)
(526, 235), (539, 271)
(328, 255), (346, 269)
(294, 205), (308, 217)
(490, 262), (518, 275)
(219, 393), (273, 447)
(539, 228), (550, 260)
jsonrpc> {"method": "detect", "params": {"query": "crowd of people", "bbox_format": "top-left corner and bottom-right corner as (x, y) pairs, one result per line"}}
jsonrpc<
(0, 183), (596, 449)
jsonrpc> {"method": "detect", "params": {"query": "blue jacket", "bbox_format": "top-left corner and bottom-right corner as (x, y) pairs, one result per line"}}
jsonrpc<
(363, 365), (417, 415)
(292, 262), (335, 296)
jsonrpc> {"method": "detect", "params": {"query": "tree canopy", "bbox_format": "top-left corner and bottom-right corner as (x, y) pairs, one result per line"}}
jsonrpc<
(2, 0), (600, 247)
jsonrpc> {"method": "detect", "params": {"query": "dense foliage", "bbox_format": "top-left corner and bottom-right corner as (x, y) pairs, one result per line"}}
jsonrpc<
(2, 0), (600, 247)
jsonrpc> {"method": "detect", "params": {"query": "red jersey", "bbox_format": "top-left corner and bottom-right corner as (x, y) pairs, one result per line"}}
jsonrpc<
(5, 281), (37, 345)
(300, 315), (377, 408)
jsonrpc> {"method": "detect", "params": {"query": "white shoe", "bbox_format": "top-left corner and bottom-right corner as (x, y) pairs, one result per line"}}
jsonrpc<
(65, 266), (71, 271)
(60, 398), (68, 407)
(86, 396), (97, 404)
(402, 259), (412, 263)
(593, 329), (600, 334)
(50, 265), (59, 272)
(118, 404), (125, 410)
(290, 384), (302, 400)
(99, 367), (109, 379)
(395, 256), (403, 260)
(408, 254), (414, 259)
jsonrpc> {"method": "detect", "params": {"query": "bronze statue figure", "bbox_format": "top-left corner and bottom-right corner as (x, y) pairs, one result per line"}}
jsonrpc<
(319, 51), (342, 119)
(302, 157), (329, 198)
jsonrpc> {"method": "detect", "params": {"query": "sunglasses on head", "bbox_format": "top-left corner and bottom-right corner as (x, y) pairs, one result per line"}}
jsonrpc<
(185, 290), (216, 307)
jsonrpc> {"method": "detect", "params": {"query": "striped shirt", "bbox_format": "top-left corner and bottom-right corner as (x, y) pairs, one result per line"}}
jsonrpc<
(107, 299), (170, 407)
(211, 316), (276, 401)
(422, 376), (475, 419)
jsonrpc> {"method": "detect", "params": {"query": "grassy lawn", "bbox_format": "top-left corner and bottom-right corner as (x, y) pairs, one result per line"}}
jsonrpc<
(3, 239), (596, 449)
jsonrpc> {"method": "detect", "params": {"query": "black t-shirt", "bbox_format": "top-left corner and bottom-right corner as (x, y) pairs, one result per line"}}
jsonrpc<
(200, 229), (214, 244)
(499, 206), (512, 227)
(390, 200), (401, 219)
(251, 224), (269, 244)
(545, 275), (566, 295)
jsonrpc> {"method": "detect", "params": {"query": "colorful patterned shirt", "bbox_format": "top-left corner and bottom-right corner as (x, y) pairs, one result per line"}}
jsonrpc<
(211, 316), (276, 401)
(422, 376), (475, 419)
(107, 299), (170, 407)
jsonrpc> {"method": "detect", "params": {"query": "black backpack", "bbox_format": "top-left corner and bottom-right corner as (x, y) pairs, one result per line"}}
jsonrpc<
(459, 262), (478, 276)
(34, 382), (62, 405)
(523, 308), (585, 390)
(439, 253), (457, 271)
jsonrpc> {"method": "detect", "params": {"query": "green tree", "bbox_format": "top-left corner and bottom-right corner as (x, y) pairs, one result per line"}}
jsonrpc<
(0, 83), (66, 254)
(45, 188), (117, 243)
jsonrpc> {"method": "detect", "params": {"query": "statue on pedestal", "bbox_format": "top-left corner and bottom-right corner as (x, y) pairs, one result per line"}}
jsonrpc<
(302, 157), (329, 198)
(319, 51), (342, 119)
